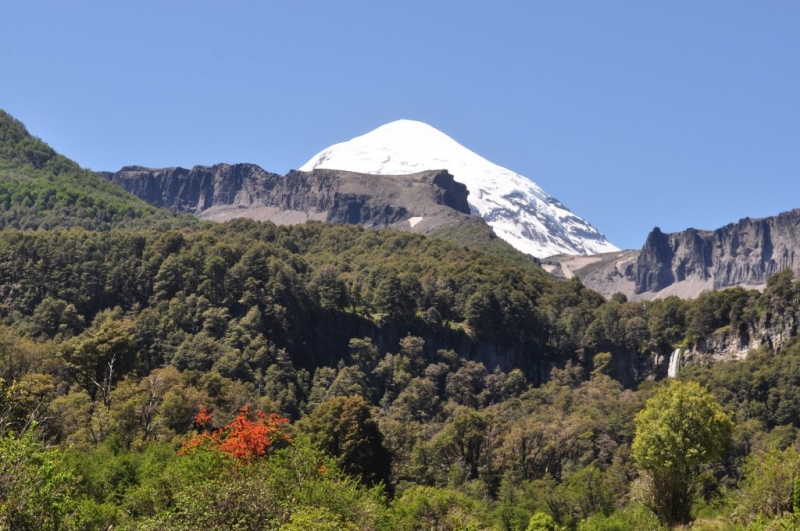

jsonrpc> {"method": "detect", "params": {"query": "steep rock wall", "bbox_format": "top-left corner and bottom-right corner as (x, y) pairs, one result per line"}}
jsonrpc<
(100, 164), (474, 233)
(634, 210), (800, 294)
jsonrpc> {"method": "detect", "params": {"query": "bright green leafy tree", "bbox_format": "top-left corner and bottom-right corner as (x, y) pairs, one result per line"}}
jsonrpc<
(632, 380), (733, 527)
(0, 427), (76, 531)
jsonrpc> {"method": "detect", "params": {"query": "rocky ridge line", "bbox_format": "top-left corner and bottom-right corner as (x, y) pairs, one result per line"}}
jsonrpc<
(100, 164), (477, 234)
(543, 209), (800, 300)
(634, 209), (800, 293)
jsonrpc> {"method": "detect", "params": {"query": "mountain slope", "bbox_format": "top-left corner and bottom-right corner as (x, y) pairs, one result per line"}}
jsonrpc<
(102, 163), (541, 269)
(300, 120), (619, 258)
(0, 110), (190, 231)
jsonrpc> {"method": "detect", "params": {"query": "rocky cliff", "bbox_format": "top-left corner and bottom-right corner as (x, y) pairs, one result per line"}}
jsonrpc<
(100, 164), (476, 233)
(544, 209), (800, 300)
(602, 304), (800, 387)
(683, 308), (798, 365)
(634, 210), (800, 294)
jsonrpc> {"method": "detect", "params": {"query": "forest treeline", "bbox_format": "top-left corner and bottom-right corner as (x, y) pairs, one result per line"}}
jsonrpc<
(4, 109), (800, 529)
(1, 219), (800, 530)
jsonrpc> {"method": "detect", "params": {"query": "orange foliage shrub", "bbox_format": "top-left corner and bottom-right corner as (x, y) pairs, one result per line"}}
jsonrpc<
(179, 404), (290, 462)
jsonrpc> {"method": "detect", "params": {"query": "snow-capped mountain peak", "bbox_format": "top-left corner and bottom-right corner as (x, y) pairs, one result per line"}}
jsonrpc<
(299, 120), (619, 258)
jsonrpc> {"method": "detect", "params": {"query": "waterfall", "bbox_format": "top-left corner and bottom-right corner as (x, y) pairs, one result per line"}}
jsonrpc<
(667, 348), (682, 378)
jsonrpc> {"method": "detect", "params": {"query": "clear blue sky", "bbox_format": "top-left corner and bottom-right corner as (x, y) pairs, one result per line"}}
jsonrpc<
(2, 1), (798, 250)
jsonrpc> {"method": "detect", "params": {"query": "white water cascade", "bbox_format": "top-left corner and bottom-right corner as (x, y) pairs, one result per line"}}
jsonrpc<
(667, 348), (682, 378)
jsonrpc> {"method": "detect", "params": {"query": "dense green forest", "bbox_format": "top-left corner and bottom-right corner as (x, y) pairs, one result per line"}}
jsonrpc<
(3, 110), (800, 530)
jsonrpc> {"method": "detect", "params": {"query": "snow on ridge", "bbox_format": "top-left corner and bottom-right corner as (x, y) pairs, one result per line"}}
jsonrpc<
(299, 120), (619, 258)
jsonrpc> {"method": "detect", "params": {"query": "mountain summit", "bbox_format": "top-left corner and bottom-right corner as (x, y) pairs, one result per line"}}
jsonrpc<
(300, 120), (619, 258)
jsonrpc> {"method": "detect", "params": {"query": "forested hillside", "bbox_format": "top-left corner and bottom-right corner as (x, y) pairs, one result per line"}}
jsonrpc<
(1, 217), (800, 529)
(0, 110), (192, 230)
(3, 111), (800, 530)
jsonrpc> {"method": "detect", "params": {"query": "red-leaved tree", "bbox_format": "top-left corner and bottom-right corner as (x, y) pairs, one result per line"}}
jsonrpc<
(179, 404), (290, 462)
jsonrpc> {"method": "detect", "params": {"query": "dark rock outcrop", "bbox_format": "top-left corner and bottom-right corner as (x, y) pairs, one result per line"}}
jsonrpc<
(634, 227), (675, 293)
(98, 163), (278, 213)
(543, 209), (800, 301)
(100, 164), (476, 233)
(633, 210), (800, 294)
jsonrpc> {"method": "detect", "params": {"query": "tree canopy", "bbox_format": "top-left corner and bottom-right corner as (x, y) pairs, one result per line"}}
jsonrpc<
(632, 380), (733, 526)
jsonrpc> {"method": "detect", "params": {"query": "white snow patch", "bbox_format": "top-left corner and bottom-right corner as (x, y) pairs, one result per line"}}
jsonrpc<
(300, 120), (619, 258)
(408, 216), (423, 228)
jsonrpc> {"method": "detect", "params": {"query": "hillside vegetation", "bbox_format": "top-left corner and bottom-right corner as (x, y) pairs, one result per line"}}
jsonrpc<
(2, 112), (800, 530)
(429, 221), (542, 271)
(0, 110), (192, 230)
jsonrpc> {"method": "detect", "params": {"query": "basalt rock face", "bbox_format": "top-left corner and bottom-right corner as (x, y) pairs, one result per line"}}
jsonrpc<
(633, 227), (676, 294)
(634, 210), (800, 294)
(544, 209), (800, 301)
(98, 163), (278, 212)
(100, 164), (475, 233)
